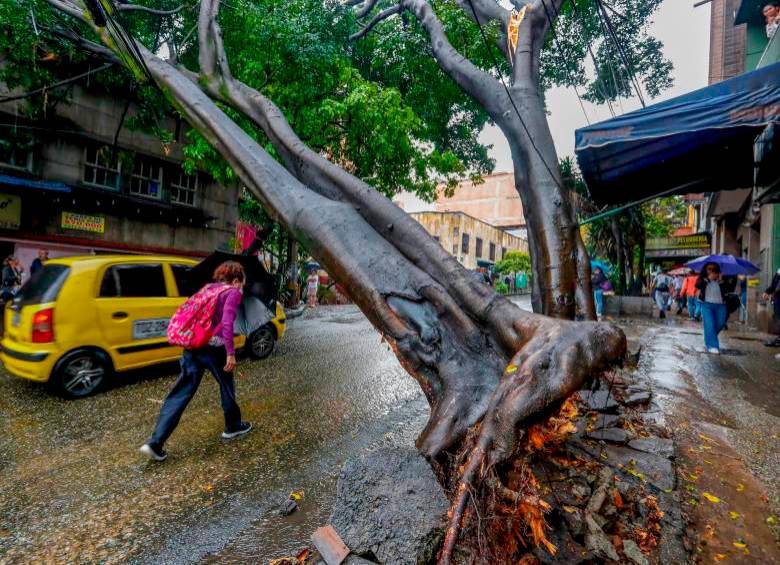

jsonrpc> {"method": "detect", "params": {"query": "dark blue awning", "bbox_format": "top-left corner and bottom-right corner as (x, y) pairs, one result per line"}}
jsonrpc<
(0, 173), (71, 193)
(575, 62), (780, 206)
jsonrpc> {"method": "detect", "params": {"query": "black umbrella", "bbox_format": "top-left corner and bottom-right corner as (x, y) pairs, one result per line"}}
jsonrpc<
(185, 250), (279, 304)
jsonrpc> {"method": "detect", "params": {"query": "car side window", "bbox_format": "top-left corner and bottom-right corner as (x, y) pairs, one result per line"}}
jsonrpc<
(99, 264), (167, 297)
(170, 264), (195, 297)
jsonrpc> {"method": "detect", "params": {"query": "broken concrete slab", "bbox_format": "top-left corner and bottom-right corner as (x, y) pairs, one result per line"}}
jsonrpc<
(628, 437), (675, 460)
(578, 390), (619, 412)
(329, 447), (448, 564)
(586, 427), (633, 444)
(624, 391), (652, 406)
(576, 442), (675, 492)
(585, 513), (620, 561)
(623, 538), (649, 565)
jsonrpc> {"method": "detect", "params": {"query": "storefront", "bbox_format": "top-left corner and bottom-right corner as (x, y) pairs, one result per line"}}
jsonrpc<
(645, 233), (712, 270)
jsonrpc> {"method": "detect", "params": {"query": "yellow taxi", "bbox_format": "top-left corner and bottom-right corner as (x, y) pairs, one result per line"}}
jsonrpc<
(1, 255), (286, 398)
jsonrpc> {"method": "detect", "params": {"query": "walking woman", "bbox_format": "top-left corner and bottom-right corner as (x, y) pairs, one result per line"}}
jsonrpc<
(695, 262), (729, 354)
(140, 261), (252, 462)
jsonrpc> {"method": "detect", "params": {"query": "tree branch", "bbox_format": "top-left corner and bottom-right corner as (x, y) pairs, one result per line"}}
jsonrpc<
(349, 4), (403, 41)
(114, 1), (187, 15)
(354, 0), (379, 18)
(454, 0), (508, 26)
(399, 0), (504, 116)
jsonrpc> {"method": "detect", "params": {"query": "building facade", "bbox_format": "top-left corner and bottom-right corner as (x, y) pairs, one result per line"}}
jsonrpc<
(409, 211), (528, 270)
(705, 0), (780, 330)
(432, 172), (527, 238)
(0, 82), (237, 277)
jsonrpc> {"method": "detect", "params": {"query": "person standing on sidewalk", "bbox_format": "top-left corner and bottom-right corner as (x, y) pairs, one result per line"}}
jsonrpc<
(651, 270), (673, 319)
(140, 261), (252, 462)
(306, 270), (319, 308)
(591, 266), (608, 319)
(681, 273), (700, 321)
(696, 262), (729, 355)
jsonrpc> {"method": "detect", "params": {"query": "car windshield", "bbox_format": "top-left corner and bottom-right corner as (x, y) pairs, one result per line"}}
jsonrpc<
(15, 264), (70, 306)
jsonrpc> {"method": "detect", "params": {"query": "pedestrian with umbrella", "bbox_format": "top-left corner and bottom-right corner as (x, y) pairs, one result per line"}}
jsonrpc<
(695, 262), (730, 354)
(687, 254), (759, 354)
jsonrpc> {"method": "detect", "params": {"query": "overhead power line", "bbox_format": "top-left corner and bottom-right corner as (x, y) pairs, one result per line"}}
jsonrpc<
(0, 63), (114, 103)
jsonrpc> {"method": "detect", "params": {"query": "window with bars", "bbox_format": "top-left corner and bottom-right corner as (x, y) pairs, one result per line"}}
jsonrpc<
(170, 170), (198, 206)
(84, 146), (120, 190)
(461, 233), (470, 254)
(130, 158), (163, 199)
(475, 237), (483, 258)
(489, 242), (496, 261)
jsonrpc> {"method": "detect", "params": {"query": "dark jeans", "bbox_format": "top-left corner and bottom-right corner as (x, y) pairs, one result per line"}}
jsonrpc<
(149, 346), (241, 448)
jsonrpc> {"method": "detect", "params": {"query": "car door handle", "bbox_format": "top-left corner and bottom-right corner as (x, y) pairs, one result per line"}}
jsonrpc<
(112, 311), (129, 320)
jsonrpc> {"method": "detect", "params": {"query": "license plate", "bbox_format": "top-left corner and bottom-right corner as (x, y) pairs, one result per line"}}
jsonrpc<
(12, 311), (20, 327)
(132, 318), (169, 340)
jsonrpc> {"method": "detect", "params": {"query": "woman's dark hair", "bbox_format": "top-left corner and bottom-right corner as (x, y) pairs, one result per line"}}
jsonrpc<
(699, 262), (720, 278)
(214, 261), (245, 284)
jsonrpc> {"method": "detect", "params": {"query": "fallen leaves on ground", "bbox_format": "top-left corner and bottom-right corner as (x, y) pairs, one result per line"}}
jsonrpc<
(702, 492), (721, 504)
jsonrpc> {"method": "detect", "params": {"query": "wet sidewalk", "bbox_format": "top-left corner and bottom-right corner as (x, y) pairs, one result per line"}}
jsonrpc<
(615, 314), (780, 562)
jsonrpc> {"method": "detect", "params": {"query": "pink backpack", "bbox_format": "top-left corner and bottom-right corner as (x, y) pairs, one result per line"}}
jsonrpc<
(167, 283), (231, 350)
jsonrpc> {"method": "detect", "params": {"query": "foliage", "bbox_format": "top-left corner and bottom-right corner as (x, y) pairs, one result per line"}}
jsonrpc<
(0, 0), (493, 201)
(495, 250), (532, 275)
(642, 196), (688, 238)
(540, 0), (674, 105)
(494, 280), (509, 295)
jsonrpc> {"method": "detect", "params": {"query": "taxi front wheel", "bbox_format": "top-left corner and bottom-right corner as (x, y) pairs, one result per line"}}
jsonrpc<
(50, 349), (112, 399)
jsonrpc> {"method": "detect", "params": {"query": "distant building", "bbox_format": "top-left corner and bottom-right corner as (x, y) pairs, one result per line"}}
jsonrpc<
(409, 211), (528, 270)
(433, 172), (526, 238)
(0, 78), (237, 275)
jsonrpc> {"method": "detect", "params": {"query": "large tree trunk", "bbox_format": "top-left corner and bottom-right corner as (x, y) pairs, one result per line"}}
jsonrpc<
(47, 0), (625, 560)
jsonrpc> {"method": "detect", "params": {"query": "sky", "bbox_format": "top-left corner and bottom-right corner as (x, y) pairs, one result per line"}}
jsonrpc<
(480, 0), (713, 172)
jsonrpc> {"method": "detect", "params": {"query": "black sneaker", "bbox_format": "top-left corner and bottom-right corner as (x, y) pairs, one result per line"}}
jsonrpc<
(222, 422), (252, 439)
(659, 310), (666, 319)
(765, 338), (780, 348)
(140, 443), (168, 462)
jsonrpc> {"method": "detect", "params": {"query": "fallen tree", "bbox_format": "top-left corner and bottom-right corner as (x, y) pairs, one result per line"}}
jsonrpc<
(42, 0), (627, 560)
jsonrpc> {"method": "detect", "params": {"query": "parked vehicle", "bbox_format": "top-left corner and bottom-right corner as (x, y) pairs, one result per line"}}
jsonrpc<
(0, 255), (286, 398)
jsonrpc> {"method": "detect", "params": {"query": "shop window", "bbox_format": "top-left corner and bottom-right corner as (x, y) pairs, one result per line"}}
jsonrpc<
(502, 247), (507, 259)
(476, 237), (483, 258)
(461, 233), (470, 254)
(99, 264), (167, 297)
(453, 226), (459, 237)
(489, 242), (496, 261)
(130, 157), (163, 199)
(84, 146), (120, 190)
(171, 170), (198, 206)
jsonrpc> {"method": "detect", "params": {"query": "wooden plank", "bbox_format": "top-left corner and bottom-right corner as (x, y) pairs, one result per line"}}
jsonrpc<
(311, 525), (350, 565)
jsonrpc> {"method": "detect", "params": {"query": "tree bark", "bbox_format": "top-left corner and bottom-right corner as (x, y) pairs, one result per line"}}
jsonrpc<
(392, 0), (595, 320)
(47, 0), (626, 559)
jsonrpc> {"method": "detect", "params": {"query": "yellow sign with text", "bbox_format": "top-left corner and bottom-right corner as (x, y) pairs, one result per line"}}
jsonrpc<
(62, 211), (105, 234)
(0, 193), (21, 230)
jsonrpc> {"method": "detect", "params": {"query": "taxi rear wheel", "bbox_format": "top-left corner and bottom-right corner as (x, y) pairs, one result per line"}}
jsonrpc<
(50, 349), (112, 399)
(248, 325), (276, 359)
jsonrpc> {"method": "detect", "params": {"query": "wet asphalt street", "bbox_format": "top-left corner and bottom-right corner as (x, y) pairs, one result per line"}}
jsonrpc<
(0, 305), (428, 564)
(1, 299), (778, 563)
